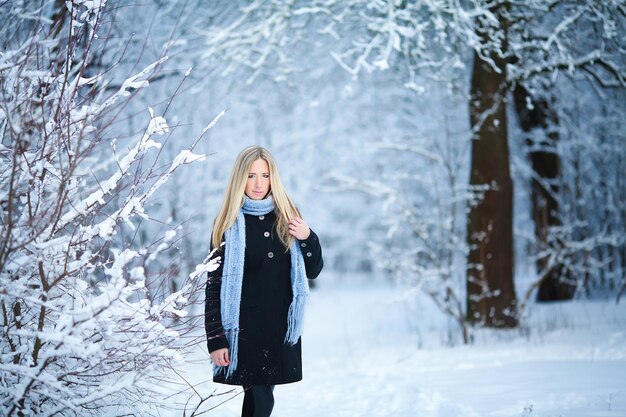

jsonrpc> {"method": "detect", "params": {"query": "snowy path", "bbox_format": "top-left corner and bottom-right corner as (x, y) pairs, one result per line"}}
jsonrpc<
(173, 282), (626, 417)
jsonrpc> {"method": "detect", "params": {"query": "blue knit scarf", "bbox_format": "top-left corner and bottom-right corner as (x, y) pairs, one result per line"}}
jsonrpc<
(217, 195), (309, 378)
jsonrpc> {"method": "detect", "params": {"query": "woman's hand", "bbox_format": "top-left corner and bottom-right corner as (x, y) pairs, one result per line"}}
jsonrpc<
(210, 348), (230, 367)
(288, 217), (311, 240)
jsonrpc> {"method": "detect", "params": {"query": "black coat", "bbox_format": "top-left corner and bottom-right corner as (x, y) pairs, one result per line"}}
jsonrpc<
(205, 211), (323, 386)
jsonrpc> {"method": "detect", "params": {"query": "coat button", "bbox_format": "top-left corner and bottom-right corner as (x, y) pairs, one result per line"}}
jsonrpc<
(306, 252), (312, 257)
(264, 231), (270, 237)
(268, 252), (274, 258)
(259, 215), (265, 220)
(300, 242), (307, 247)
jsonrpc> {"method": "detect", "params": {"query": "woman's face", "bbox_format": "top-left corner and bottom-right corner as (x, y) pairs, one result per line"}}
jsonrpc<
(245, 158), (271, 200)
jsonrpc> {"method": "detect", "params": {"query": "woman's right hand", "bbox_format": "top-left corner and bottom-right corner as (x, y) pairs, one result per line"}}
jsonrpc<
(210, 347), (230, 367)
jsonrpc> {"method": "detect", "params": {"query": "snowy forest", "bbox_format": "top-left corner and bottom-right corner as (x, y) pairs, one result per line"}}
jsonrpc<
(1, 0), (625, 416)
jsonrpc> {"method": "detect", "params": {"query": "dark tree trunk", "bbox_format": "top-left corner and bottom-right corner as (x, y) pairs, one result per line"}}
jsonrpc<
(466, 40), (517, 327)
(512, 84), (575, 301)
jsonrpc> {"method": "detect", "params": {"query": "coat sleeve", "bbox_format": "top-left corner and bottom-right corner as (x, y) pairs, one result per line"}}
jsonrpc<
(298, 228), (324, 279)
(205, 242), (229, 353)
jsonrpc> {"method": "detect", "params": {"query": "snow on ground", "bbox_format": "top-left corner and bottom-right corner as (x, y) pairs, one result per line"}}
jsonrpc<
(168, 276), (626, 417)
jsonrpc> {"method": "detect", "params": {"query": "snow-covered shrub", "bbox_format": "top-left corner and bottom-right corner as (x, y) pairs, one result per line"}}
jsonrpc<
(0, 2), (219, 415)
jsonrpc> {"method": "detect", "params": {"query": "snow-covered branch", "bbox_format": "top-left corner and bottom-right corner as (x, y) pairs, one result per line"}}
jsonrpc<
(0, 2), (220, 415)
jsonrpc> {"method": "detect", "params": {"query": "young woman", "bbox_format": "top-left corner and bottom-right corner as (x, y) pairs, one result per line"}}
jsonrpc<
(205, 146), (323, 417)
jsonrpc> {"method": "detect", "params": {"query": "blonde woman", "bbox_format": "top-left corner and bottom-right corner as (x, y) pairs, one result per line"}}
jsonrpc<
(205, 146), (323, 417)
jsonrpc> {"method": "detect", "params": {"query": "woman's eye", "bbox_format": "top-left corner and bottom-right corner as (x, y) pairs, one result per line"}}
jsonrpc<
(263, 174), (270, 178)
(248, 174), (255, 179)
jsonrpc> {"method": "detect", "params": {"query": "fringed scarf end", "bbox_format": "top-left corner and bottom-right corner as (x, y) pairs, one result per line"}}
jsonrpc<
(284, 294), (309, 345)
(214, 329), (239, 379)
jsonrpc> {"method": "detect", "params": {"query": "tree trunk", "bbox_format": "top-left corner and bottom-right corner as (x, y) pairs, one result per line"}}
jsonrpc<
(466, 41), (517, 326)
(512, 84), (575, 301)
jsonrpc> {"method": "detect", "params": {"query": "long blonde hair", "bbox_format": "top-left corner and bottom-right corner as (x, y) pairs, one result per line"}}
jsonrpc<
(211, 146), (300, 250)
